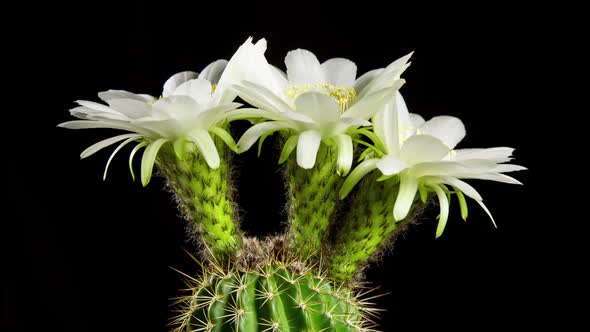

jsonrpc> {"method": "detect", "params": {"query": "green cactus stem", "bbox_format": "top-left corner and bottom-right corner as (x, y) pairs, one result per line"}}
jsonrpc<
(173, 237), (376, 332)
(285, 143), (343, 258)
(330, 174), (422, 282)
(156, 137), (241, 261)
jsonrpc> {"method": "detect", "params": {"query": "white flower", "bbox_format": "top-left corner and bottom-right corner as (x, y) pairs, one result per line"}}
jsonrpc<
(224, 38), (411, 174)
(59, 59), (243, 186)
(340, 92), (526, 237)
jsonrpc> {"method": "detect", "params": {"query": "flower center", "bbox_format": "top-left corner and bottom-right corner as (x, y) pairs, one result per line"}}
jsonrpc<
(286, 84), (357, 112)
(211, 83), (217, 95)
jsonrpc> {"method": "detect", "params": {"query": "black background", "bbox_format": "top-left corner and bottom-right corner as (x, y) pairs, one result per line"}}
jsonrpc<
(4, 1), (576, 331)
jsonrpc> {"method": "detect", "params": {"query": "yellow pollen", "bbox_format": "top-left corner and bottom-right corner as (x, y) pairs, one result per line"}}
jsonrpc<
(211, 83), (217, 95)
(286, 83), (357, 112)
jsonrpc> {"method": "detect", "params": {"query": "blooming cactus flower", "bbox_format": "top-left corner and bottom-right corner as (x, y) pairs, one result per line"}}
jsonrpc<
(226, 38), (411, 174)
(58, 60), (243, 186)
(340, 92), (526, 237)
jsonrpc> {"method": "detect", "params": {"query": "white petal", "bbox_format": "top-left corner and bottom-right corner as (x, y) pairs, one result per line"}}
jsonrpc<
(373, 102), (399, 155)
(342, 87), (396, 121)
(321, 58), (357, 87)
(493, 164), (527, 173)
(103, 137), (138, 180)
(76, 100), (127, 118)
(393, 172), (418, 221)
(376, 155), (408, 176)
(285, 49), (323, 85)
(410, 161), (468, 177)
(58, 120), (153, 136)
(475, 200), (497, 228)
(198, 60), (228, 84)
(436, 176), (483, 201)
(339, 117), (372, 127)
(196, 102), (242, 129)
(358, 52), (413, 98)
(217, 38), (283, 103)
(354, 69), (384, 95)
(140, 138), (169, 186)
(419, 116), (466, 149)
(188, 129), (220, 169)
(106, 98), (152, 119)
(451, 147), (514, 163)
(453, 172), (523, 185)
(80, 133), (142, 159)
(400, 135), (450, 165)
(294, 92), (340, 124)
(128, 142), (147, 181)
(162, 71), (199, 97)
(410, 113), (425, 127)
(339, 158), (380, 198)
(233, 81), (292, 113)
(334, 134), (353, 176)
(172, 78), (213, 105)
(296, 130), (322, 169)
(236, 121), (294, 153)
(431, 184), (450, 238)
(98, 90), (154, 102)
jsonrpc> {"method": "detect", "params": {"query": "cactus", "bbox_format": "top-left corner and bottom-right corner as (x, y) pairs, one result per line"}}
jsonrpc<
(174, 238), (375, 332)
(60, 37), (524, 332)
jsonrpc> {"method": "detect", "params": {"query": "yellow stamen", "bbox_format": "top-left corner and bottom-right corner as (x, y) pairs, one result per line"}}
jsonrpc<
(286, 84), (357, 112)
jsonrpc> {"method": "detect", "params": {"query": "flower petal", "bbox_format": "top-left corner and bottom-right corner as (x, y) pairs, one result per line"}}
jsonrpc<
(58, 120), (154, 136)
(431, 184), (450, 238)
(453, 172), (523, 185)
(279, 135), (299, 164)
(217, 38), (284, 103)
(103, 137), (138, 180)
(98, 90), (155, 103)
(296, 130), (322, 169)
(334, 134), (353, 176)
(436, 176), (483, 201)
(162, 71), (199, 97)
(339, 158), (380, 199)
(410, 113), (425, 127)
(188, 129), (220, 169)
(354, 69), (384, 95)
(198, 60), (228, 84)
(476, 200), (497, 228)
(376, 155), (409, 176)
(419, 116), (466, 149)
(80, 133), (142, 159)
(358, 52), (413, 99)
(209, 126), (238, 152)
(493, 164), (527, 173)
(393, 172), (419, 221)
(294, 92), (340, 124)
(129, 142), (147, 181)
(285, 49), (323, 85)
(400, 135), (450, 165)
(342, 86), (398, 121)
(141, 138), (169, 186)
(373, 102), (397, 155)
(321, 58), (357, 87)
(451, 147), (515, 163)
(233, 81), (292, 113)
(236, 121), (294, 153)
(172, 78), (213, 105)
(106, 98), (152, 119)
